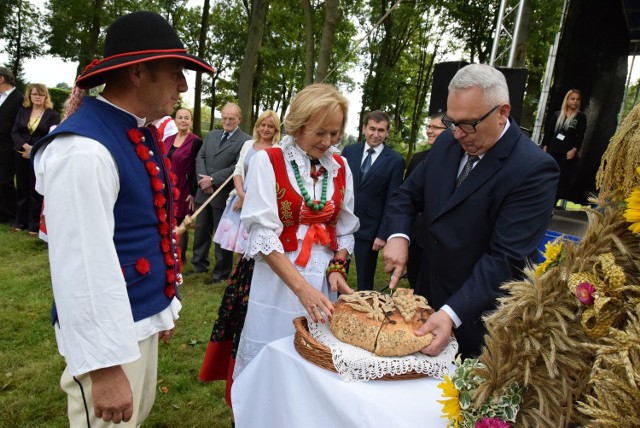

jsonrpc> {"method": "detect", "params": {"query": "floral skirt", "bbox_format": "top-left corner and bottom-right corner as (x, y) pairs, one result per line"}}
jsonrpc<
(199, 256), (254, 400)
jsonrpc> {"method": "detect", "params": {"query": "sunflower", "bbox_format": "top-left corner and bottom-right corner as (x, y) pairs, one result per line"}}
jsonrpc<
(624, 186), (640, 233)
(438, 374), (463, 427)
(535, 241), (564, 277)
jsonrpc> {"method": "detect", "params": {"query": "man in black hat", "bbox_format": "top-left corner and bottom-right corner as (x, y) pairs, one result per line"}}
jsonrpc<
(32, 11), (213, 426)
(0, 67), (23, 224)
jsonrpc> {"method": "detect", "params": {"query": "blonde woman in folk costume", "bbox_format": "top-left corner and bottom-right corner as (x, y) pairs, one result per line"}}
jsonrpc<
(233, 84), (359, 378)
(200, 110), (281, 406)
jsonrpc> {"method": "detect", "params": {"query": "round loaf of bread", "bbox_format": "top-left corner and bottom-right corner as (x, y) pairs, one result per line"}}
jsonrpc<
(329, 289), (434, 357)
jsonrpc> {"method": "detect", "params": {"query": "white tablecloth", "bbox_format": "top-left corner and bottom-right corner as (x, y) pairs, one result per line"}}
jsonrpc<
(231, 335), (450, 428)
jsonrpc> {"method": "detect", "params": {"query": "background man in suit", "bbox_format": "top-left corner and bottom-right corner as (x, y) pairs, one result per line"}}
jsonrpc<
(404, 110), (447, 289)
(0, 67), (24, 224)
(193, 102), (251, 281)
(342, 110), (404, 291)
(383, 64), (559, 358)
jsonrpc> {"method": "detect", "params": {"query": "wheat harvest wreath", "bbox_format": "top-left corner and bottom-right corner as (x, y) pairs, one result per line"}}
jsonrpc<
(436, 104), (640, 427)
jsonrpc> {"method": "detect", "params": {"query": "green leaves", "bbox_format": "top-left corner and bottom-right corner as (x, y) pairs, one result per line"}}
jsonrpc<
(447, 357), (523, 427)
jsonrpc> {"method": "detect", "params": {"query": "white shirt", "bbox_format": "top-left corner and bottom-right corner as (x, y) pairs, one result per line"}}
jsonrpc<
(33, 97), (181, 376)
(0, 86), (15, 107)
(361, 142), (384, 166)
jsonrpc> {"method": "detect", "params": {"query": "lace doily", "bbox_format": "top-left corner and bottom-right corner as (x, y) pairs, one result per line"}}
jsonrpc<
(307, 316), (458, 382)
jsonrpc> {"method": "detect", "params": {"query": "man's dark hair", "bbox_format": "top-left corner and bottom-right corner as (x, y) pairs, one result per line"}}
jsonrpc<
(364, 110), (390, 129)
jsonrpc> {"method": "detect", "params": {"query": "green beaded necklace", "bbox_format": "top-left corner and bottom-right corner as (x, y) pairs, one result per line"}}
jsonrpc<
(290, 161), (328, 211)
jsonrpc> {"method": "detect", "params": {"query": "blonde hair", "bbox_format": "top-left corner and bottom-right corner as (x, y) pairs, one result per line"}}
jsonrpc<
(284, 83), (348, 137)
(252, 110), (281, 145)
(24, 83), (53, 109)
(555, 89), (581, 132)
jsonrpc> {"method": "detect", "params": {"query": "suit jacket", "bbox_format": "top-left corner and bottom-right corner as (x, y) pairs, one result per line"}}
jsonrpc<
(11, 107), (61, 150)
(342, 143), (405, 241)
(384, 119), (559, 353)
(405, 149), (430, 179)
(0, 90), (24, 149)
(195, 127), (251, 209)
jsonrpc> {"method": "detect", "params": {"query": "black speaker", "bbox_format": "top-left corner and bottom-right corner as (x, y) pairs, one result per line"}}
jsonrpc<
(497, 67), (527, 125)
(428, 61), (468, 116)
(429, 62), (527, 125)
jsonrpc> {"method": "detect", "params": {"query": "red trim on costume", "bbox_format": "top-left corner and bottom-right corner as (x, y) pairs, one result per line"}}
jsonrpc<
(265, 148), (346, 261)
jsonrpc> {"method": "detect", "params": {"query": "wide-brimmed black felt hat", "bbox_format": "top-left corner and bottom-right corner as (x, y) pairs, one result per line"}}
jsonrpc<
(75, 11), (214, 89)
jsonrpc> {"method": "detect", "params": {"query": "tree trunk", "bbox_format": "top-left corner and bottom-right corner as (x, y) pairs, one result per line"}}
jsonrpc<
(193, 0), (210, 137)
(209, 77), (217, 131)
(301, 0), (314, 85)
(77, 0), (104, 76)
(237, 0), (270, 133)
(369, 0), (393, 109)
(13, 0), (23, 78)
(407, 28), (437, 161)
(513, 0), (532, 67)
(315, 0), (341, 83)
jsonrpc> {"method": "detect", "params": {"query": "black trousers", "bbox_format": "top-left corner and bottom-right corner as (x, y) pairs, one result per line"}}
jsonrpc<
(191, 202), (233, 278)
(14, 154), (42, 232)
(0, 144), (16, 222)
(354, 238), (379, 291)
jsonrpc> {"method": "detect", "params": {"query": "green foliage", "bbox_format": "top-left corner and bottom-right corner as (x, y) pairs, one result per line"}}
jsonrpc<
(449, 357), (524, 427)
(0, 0), (44, 80)
(198, 0), (248, 111)
(47, 87), (70, 113)
(440, 0), (497, 63)
(621, 80), (640, 121)
(44, 0), (189, 73)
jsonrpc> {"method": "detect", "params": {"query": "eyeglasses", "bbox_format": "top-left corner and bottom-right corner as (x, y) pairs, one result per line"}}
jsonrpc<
(426, 124), (447, 130)
(441, 105), (500, 133)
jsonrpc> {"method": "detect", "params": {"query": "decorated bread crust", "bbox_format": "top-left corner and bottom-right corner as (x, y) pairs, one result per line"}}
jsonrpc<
(329, 289), (434, 357)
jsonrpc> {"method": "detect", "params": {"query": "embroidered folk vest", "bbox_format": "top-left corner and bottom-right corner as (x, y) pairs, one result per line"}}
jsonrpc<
(33, 97), (180, 323)
(265, 147), (346, 253)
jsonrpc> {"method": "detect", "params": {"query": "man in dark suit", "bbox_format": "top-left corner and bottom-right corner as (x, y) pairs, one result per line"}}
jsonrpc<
(383, 64), (559, 358)
(192, 102), (251, 281)
(342, 110), (405, 291)
(0, 67), (24, 223)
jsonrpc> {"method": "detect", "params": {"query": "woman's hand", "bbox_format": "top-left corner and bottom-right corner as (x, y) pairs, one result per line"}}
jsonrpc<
(327, 271), (352, 295)
(295, 282), (334, 323)
(22, 144), (32, 159)
(567, 147), (578, 160)
(263, 251), (335, 324)
(232, 196), (244, 211)
(186, 195), (195, 212)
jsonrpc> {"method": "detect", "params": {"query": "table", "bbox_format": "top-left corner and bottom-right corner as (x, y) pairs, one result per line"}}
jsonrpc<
(232, 335), (450, 428)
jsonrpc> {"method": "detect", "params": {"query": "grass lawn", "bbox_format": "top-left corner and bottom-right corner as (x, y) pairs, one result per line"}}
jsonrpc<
(0, 223), (391, 427)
